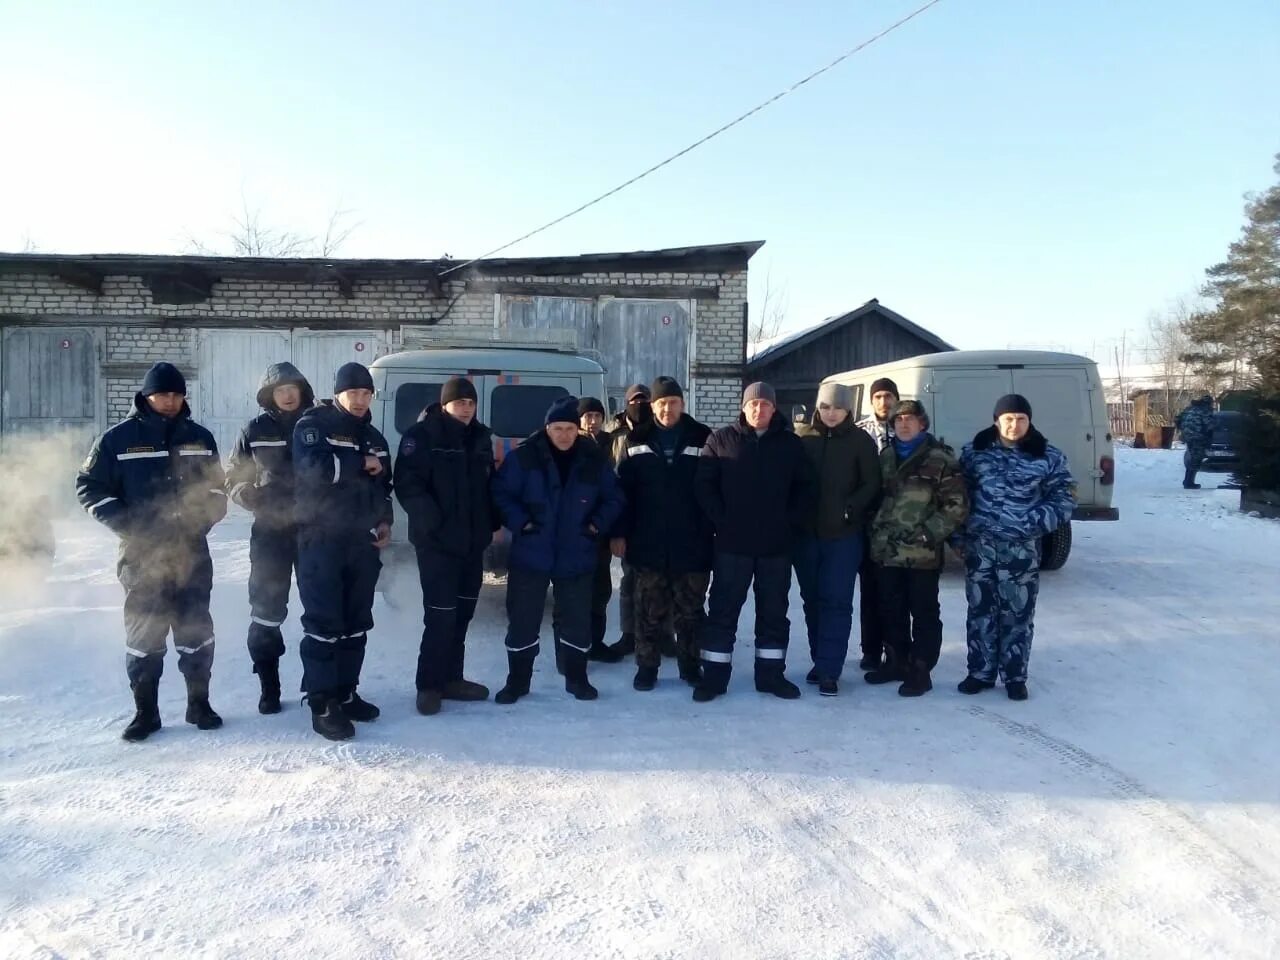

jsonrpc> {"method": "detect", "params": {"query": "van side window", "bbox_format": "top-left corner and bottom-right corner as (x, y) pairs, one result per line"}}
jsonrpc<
(395, 382), (444, 433)
(851, 384), (865, 419)
(491, 384), (570, 437)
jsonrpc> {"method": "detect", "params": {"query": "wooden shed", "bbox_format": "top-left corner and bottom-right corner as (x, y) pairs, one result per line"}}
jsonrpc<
(746, 299), (955, 414)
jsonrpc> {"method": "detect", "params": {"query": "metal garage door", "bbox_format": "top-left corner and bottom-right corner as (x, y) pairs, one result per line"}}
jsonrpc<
(1, 327), (101, 453)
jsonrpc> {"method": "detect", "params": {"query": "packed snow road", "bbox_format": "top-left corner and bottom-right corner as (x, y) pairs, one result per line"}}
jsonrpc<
(1, 447), (1277, 959)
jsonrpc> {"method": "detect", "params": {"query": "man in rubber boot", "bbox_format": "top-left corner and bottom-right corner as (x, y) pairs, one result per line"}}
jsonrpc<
(492, 396), (624, 705)
(1175, 394), (1215, 489)
(225, 362), (314, 715)
(293, 362), (394, 740)
(854, 376), (898, 672)
(394, 376), (498, 716)
(793, 383), (881, 697)
(867, 400), (968, 698)
(693, 382), (812, 702)
(956, 394), (1074, 702)
(613, 376), (714, 691)
(76, 362), (228, 741)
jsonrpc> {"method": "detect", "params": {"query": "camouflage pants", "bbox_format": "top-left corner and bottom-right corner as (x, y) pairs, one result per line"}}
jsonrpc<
(632, 569), (710, 669)
(1184, 444), (1207, 472)
(964, 538), (1040, 684)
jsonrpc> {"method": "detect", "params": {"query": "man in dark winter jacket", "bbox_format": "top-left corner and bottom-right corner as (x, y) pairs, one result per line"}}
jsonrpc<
(612, 376), (714, 691)
(1175, 394), (1215, 489)
(867, 400), (969, 697)
(604, 383), (656, 658)
(694, 382), (812, 702)
(491, 396), (625, 705)
(225, 362), (315, 715)
(793, 383), (882, 696)
(956, 394), (1075, 701)
(853, 376), (898, 672)
(292, 362), (394, 741)
(75, 362), (227, 742)
(394, 376), (497, 716)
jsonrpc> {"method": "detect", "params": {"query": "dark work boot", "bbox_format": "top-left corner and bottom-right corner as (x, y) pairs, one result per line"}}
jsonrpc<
(958, 675), (995, 695)
(755, 673), (802, 700)
(416, 689), (442, 715)
(184, 677), (223, 730)
(677, 657), (702, 687)
(122, 677), (162, 742)
(866, 651), (907, 686)
(587, 639), (624, 663)
(1182, 469), (1201, 490)
(254, 660), (282, 715)
(805, 667), (820, 685)
(495, 656), (534, 705)
(562, 648), (599, 701)
(340, 689), (380, 722)
(607, 632), (636, 659)
(442, 679), (489, 701)
(633, 665), (659, 691)
(1006, 681), (1029, 701)
(308, 694), (355, 741)
(897, 661), (933, 698)
(859, 652), (883, 671)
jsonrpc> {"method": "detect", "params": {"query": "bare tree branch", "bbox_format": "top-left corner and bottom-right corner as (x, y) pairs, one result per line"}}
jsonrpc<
(750, 267), (789, 348)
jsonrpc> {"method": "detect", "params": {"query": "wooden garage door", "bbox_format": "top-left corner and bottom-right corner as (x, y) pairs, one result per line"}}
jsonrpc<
(1, 327), (101, 452)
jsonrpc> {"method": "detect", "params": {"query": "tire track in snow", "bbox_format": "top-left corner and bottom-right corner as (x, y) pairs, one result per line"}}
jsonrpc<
(969, 704), (1280, 933)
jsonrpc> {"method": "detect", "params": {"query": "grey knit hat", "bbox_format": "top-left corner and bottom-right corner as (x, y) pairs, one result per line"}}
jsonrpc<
(742, 382), (777, 408)
(816, 382), (853, 411)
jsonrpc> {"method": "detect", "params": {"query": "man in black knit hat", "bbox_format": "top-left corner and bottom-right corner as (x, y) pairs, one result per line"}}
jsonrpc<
(395, 376), (497, 716)
(76, 362), (228, 741)
(854, 376), (899, 672)
(292, 362), (394, 740)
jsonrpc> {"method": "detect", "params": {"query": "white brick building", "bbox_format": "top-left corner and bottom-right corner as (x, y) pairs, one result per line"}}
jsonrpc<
(0, 243), (760, 447)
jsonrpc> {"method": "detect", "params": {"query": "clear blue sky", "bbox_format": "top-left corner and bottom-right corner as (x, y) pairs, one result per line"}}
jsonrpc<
(2, 0), (1277, 359)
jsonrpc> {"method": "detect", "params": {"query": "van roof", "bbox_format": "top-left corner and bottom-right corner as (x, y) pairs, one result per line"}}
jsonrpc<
(823, 349), (1095, 382)
(372, 347), (605, 374)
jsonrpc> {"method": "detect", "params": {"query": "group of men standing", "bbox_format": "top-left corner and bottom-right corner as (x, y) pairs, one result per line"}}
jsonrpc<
(76, 358), (1076, 745)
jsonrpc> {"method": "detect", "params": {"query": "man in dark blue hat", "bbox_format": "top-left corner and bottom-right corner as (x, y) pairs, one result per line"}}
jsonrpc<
(292, 362), (394, 740)
(76, 362), (228, 742)
(491, 395), (624, 705)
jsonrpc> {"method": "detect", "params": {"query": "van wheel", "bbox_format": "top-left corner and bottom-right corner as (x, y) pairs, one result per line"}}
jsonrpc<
(1040, 523), (1072, 571)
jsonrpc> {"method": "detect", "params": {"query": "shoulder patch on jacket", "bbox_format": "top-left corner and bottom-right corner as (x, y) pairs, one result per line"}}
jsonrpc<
(400, 438), (417, 456)
(301, 427), (320, 446)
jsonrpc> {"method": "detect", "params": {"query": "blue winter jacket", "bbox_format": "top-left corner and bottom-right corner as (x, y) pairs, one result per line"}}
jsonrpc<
(493, 431), (624, 577)
(75, 394), (227, 542)
(959, 426), (1075, 544)
(292, 399), (394, 535)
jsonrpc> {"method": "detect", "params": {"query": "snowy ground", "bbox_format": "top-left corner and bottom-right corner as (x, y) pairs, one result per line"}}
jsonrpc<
(1, 447), (1278, 959)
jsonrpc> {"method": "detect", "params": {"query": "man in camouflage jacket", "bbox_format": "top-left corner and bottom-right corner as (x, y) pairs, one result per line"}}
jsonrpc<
(1174, 394), (1215, 489)
(956, 394), (1075, 702)
(867, 400), (969, 696)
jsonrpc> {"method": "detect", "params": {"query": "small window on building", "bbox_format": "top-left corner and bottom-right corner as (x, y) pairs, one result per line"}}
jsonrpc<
(491, 384), (570, 437)
(394, 382), (444, 434)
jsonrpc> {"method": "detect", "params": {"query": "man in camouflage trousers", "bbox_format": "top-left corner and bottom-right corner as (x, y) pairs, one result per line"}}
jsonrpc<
(956, 394), (1075, 701)
(867, 400), (969, 697)
(1174, 394), (1215, 490)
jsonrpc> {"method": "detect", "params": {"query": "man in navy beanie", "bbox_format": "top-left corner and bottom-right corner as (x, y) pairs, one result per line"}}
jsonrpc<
(491, 396), (624, 704)
(76, 361), (228, 741)
(291, 361), (394, 740)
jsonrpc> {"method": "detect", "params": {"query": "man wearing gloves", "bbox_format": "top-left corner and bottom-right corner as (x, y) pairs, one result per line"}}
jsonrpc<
(292, 362), (394, 741)
(957, 394), (1075, 701)
(76, 362), (228, 741)
(694, 382), (811, 702)
(394, 376), (497, 716)
(492, 396), (625, 704)
(793, 383), (881, 696)
(225, 362), (314, 715)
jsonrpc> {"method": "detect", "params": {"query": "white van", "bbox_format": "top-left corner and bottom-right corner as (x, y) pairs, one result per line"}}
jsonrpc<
(369, 343), (607, 570)
(820, 350), (1118, 570)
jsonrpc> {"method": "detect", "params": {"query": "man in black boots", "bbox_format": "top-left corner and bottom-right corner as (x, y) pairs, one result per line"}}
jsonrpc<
(491, 396), (625, 704)
(225, 362), (314, 715)
(613, 376), (714, 691)
(854, 376), (898, 672)
(292, 362), (394, 740)
(76, 362), (228, 741)
(694, 382), (812, 702)
(394, 376), (497, 716)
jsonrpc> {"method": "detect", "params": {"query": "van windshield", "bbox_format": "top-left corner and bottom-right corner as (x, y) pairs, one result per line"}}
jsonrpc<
(491, 384), (571, 437)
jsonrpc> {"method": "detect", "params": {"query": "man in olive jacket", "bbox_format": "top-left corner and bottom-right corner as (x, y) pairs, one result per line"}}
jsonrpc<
(867, 400), (969, 697)
(793, 383), (881, 696)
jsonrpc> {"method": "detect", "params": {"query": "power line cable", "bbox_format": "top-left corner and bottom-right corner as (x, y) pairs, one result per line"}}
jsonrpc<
(439, 0), (947, 277)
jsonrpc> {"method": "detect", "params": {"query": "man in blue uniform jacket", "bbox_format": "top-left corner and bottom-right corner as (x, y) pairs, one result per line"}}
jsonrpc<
(491, 396), (625, 705)
(75, 362), (228, 742)
(292, 362), (394, 741)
